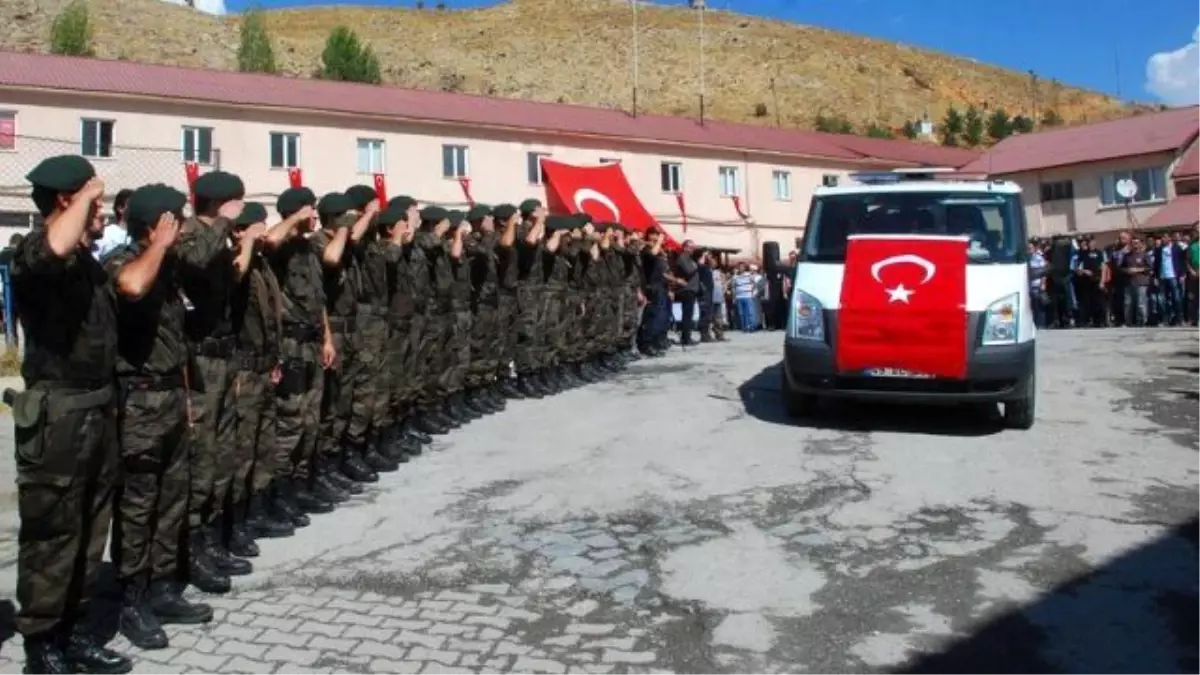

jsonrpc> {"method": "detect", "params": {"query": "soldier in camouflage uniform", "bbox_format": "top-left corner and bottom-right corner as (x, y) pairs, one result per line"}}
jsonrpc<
(177, 171), (248, 589)
(10, 155), (132, 674)
(264, 187), (337, 521)
(312, 192), (384, 498)
(439, 210), (478, 421)
(228, 202), (294, 544)
(562, 219), (592, 386)
(540, 215), (574, 393)
(491, 203), (522, 398)
(513, 201), (550, 398)
(106, 184), (213, 650)
(463, 205), (505, 414)
(412, 207), (467, 428)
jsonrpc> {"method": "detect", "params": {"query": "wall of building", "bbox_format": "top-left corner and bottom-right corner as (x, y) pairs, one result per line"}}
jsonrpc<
(0, 89), (875, 257)
(1005, 150), (1182, 237)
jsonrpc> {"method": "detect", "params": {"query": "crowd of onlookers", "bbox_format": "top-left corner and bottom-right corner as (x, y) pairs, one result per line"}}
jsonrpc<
(1029, 229), (1200, 329)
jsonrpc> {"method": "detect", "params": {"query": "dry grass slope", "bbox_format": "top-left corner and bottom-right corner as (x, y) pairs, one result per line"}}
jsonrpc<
(1, 0), (1145, 134)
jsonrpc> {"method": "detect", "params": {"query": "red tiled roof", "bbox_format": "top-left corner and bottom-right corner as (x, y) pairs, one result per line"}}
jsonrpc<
(1172, 140), (1199, 180)
(1143, 193), (1199, 229)
(0, 50), (981, 168)
(961, 106), (1200, 175)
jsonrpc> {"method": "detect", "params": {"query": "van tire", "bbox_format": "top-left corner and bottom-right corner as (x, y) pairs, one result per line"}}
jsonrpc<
(1003, 370), (1036, 430)
(781, 374), (820, 418)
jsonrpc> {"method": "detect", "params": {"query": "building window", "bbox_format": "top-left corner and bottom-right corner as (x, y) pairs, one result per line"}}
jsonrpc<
(0, 111), (14, 150)
(527, 152), (550, 185)
(772, 170), (792, 201)
(269, 132), (300, 169)
(81, 119), (114, 158)
(181, 126), (213, 165)
(1099, 167), (1168, 206)
(1039, 180), (1073, 203)
(719, 166), (741, 197)
(357, 138), (386, 174)
(600, 157), (621, 165)
(442, 144), (469, 178)
(660, 162), (682, 193)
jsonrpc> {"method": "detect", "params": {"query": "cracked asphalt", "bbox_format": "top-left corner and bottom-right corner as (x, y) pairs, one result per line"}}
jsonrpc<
(0, 327), (1196, 673)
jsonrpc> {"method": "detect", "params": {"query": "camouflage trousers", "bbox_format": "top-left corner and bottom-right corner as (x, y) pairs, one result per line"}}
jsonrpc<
(276, 336), (324, 482)
(467, 302), (499, 388)
(13, 384), (118, 639)
(513, 286), (542, 375)
(497, 291), (518, 375)
(351, 312), (389, 442)
(542, 288), (568, 368)
(187, 353), (236, 528)
(436, 308), (472, 396)
(385, 313), (421, 424)
(415, 309), (449, 404)
(319, 328), (358, 456)
(564, 290), (587, 362)
(112, 382), (189, 586)
(232, 363), (277, 504)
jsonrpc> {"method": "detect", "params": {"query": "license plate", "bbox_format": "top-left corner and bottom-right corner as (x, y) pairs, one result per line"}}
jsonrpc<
(864, 368), (934, 379)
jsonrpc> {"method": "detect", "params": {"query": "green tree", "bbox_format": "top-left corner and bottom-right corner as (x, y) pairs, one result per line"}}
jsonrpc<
(986, 108), (1013, 142)
(865, 123), (894, 139)
(940, 105), (964, 146)
(814, 114), (854, 135)
(901, 120), (919, 140)
(1011, 114), (1034, 134)
(319, 26), (382, 84)
(963, 105), (985, 147)
(237, 7), (277, 74)
(1041, 109), (1063, 127)
(49, 0), (94, 57)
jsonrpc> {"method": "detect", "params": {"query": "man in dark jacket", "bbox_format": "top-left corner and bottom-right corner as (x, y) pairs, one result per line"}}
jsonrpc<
(672, 239), (700, 346)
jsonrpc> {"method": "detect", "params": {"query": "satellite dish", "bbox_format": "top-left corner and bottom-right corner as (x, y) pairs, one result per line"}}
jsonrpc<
(1116, 178), (1138, 201)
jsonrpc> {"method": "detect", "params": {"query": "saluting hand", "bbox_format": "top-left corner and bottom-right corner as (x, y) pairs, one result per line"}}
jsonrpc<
(364, 200), (382, 217)
(240, 222), (268, 242)
(218, 199), (245, 221)
(79, 177), (106, 203)
(150, 212), (181, 250)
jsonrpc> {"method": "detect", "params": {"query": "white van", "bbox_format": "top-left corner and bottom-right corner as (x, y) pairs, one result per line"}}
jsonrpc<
(782, 169), (1037, 429)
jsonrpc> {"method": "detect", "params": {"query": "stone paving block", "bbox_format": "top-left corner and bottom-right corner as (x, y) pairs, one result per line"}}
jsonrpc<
(263, 646), (322, 666)
(601, 650), (657, 664)
(342, 625), (395, 642)
(331, 610), (384, 627)
(395, 631), (447, 650)
(452, 602), (498, 616)
(296, 621), (347, 638)
(382, 619), (433, 631)
(584, 559), (628, 578)
(420, 663), (465, 674)
(224, 611), (256, 626)
(543, 635), (581, 648)
(581, 533), (620, 549)
(250, 616), (303, 632)
(419, 610), (466, 623)
(565, 600), (599, 618)
(326, 598), (377, 614)
(565, 651), (598, 663)
(446, 638), (492, 653)
(477, 627), (506, 641)
(295, 608), (340, 623)
(463, 615), (511, 630)
(436, 590), (481, 604)
(417, 600), (453, 612)
(494, 640), (533, 656)
(355, 640), (410, 660)
(203, 596), (250, 612)
(588, 548), (623, 561)
(581, 638), (638, 651)
(467, 583), (511, 595)
(224, 656), (275, 673)
(222, 639), (270, 660)
(308, 636), (360, 653)
(243, 601), (294, 618)
(258, 628), (311, 647)
(368, 604), (419, 619)
(192, 636), (221, 653)
(368, 658), (423, 674)
(283, 593), (332, 608)
(280, 663), (337, 674)
(565, 624), (617, 636)
(429, 623), (474, 636)
(484, 656), (512, 670)
(173, 650), (230, 672)
(498, 607), (540, 622)
(514, 656), (568, 673)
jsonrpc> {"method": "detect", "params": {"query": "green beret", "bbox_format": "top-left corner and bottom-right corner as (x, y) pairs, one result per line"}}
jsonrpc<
(447, 210), (466, 228)
(519, 199), (542, 217)
(575, 213), (594, 226)
(388, 195), (417, 211)
(344, 185), (378, 210)
(317, 192), (353, 218)
(492, 203), (518, 222)
(420, 206), (448, 223)
(544, 215), (575, 233)
(466, 204), (492, 222)
(193, 171), (245, 202)
(126, 184), (187, 234)
(25, 155), (96, 193)
(236, 202), (269, 227)
(277, 187), (317, 217)
(378, 203), (405, 228)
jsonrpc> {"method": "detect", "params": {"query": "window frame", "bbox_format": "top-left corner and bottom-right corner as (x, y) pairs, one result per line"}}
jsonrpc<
(718, 165), (742, 198)
(660, 161), (683, 194)
(442, 144), (470, 179)
(772, 169), (792, 201)
(1038, 180), (1074, 203)
(356, 137), (386, 175)
(181, 125), (214, 165)
(526, 151), (551, 185)
(80, 118), (115, 159)
(1099, 167), (1168, 206)
(268, 131), (301, 169)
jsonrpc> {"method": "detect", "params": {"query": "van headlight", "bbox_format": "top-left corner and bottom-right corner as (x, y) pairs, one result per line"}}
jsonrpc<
(982, 293), (1019, 345)
(789, 290), (825, 341)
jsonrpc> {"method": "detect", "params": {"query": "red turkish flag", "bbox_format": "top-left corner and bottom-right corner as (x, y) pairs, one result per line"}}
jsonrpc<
(835, 235), (969, 379)
(287, 168), (303, 188)
(373, 173), (388, 207)
(541, 159), (680, 249)
(184, 161), (200, 206)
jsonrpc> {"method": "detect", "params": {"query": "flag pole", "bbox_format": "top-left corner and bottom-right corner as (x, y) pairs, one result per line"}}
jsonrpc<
(632, 0), (640, 117)
(699, 2), (706, 124)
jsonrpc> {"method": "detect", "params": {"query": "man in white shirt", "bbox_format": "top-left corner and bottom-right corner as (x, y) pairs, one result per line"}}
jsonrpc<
(91, 188), (133, 262)
(731, 264), (760, 331)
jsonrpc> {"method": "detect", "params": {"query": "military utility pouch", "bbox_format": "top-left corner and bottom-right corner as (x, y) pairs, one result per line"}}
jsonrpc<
(11, 388), (51, 485)
(277, 359), (309, 396)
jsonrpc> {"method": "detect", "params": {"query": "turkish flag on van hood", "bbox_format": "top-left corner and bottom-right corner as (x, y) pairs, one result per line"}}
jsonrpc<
(835, 235), (970, 379)
(541, 159), (680, 249)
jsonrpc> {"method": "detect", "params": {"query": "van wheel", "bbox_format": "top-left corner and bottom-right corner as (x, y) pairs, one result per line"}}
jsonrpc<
(1003, 371), (1036, 430)
(781, 378), (820, 418)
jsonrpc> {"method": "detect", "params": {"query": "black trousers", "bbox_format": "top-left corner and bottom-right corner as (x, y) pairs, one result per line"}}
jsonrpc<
(677, 292), (696, 345)
(697, 296), (713, 337)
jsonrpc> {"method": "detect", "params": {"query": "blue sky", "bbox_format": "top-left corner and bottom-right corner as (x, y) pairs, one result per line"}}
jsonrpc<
(213, 0), (1199, 105)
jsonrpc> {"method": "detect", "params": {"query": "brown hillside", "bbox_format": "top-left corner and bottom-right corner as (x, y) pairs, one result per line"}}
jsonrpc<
(1, 0), (1145, 134)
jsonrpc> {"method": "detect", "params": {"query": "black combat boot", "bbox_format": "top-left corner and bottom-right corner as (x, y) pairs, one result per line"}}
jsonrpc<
(341, 447), (380, 483)
(148, 580), (213, 625)
(404, 416), (434, 445)
(485, 384), (507, 410)
(460, 391), (489, 418)
(375, 427), (410, 463)
(498, 377), (523, 399)
(429, 402), (460, 428)
(362, 440), (399, 472)
(247, 490), (294, 538)
(63, 629), (132, 675)
(413, 408), (449, 435)
(226, 502), (260, 558)
(186, 530), (232, 594)
(533, 371), (557, 396)
(23, 634), (73, 675)
(320, 453), (362, 495)
(517, 375), (543, 398)
(310, 467), (350, 504)
(118, 579), (169, 650)
(272, 479), (310, 528)
(293, 476), (335, 515)
(440, 397), (469, 425)
(205, 526), (252, 576)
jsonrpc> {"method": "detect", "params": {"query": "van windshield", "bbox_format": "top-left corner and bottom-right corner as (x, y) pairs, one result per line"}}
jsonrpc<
(800, 191), (1027, 264)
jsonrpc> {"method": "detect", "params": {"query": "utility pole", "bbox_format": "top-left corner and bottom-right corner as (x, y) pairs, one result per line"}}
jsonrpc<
(699, 0), (706, 125)
(631, 0), (640, 117)
(770, 76), (780, 127)
(1113, 45), (1122, 99)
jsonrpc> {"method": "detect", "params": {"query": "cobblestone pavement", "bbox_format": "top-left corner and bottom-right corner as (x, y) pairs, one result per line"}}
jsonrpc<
(0, 329), (1195, 673)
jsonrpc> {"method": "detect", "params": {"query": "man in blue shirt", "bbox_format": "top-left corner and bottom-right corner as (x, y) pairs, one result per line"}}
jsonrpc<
(91, 188), (133, 262)
(1154, 233), (1185, 326)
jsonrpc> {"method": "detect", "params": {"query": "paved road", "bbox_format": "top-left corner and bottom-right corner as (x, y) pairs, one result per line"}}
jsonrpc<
(0, 328), (1195, 673)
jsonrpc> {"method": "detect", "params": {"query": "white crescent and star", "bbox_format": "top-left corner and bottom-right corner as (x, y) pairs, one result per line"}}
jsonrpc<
(572, 188), (621, 222)
(869, 254), (937, 304)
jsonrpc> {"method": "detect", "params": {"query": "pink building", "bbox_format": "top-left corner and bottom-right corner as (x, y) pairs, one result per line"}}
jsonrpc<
(0, 50), (979, 255)
(960, 106), (1200, 238)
